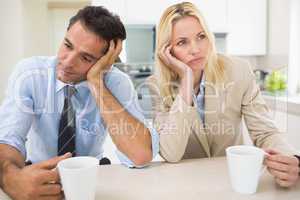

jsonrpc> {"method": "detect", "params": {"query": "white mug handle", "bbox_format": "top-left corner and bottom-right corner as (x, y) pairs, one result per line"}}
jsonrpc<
(260, 151), (270, 177)
(260, 165), (267, 177)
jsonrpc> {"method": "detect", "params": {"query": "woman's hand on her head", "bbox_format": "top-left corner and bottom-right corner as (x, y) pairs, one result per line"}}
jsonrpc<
(159, 43), (193, 80)
(159, 43), (194, 105)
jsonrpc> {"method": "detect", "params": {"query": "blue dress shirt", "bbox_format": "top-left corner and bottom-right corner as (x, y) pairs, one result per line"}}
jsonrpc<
(0, 56), (159, 167)
(193, 73), (205, 124)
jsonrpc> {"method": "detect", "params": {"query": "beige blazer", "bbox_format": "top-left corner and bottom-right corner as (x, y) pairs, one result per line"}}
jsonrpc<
(147, 55), (297, 162)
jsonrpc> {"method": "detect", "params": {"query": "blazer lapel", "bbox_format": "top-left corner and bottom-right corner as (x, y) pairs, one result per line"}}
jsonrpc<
(192, 118), (211, 157)
(172, 85), (212, 158)
(201, 77), (227, 157)
(204, 80), (221, 125)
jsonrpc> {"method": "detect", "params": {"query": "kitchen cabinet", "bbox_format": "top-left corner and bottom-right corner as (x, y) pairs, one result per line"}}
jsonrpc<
(125, 0), (180, 24)
(92, 0), (173, 24)
(268, 110), (300, 152)
(242, 99), (300, 152)
(188, 0), (228, 33)
(92, 0), (268, 55)
(226, 0), (267, 55)
(92, 0), (228, 32)
(126, 0), (228, 32)
(91, 0), (127, 21)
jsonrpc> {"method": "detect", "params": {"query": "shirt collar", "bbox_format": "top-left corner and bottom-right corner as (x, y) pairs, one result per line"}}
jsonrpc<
(200, 71), (205, 86)
(55, 78), (90, 105)
(55, 79), (88, 93)
(56, 79), (68, 93)
(192, 71), (205, 100)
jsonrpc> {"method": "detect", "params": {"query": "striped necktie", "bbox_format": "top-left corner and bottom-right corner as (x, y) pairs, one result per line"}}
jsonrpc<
(58, 85), (76, 156)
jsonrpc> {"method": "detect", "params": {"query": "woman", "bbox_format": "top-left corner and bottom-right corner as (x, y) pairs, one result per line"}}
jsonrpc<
(147, 2), (299, 187)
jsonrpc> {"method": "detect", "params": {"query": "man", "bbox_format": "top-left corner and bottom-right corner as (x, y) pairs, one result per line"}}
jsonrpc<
(0, 6), (159, 200)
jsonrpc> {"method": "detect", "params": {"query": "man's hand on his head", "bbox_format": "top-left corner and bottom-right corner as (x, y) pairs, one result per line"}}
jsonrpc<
(87, 39), (122, 83)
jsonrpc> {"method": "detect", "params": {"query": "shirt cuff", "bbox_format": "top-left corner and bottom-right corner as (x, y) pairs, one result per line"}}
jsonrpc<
(294, 155), (300, 167)
(294, 155), (300, 176)
(0, 139), (27, 158)
(116, 126), (159, 168)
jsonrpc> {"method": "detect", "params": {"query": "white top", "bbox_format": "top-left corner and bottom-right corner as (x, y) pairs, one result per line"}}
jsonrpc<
(2, 157), (299, 200)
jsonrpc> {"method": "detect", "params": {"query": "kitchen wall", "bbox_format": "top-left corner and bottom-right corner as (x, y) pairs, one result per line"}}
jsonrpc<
(22, 0), (51, 58)
(0, 0), (24, 100)
(0, 0), (89, 101)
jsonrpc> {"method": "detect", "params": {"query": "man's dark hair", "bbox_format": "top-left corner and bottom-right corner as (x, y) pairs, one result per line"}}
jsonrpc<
(68, 6), (126, 51)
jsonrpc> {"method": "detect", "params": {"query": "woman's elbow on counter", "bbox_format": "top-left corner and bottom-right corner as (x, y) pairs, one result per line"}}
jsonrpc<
(160, 150), (184, 163)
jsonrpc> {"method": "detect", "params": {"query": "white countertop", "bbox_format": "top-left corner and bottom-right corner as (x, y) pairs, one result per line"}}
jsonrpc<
(1, 157), (299, 200)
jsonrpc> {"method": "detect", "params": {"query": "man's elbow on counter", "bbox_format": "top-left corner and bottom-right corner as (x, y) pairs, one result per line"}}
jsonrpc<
(131, 149), (153, 166)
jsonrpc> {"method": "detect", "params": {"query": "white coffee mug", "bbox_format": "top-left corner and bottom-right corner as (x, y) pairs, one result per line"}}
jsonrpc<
(226, 145), (267, 194)
(58, 156), (99, 200)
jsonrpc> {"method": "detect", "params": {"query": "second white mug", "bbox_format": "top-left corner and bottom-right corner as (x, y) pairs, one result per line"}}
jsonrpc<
(226, 145), (267, 194)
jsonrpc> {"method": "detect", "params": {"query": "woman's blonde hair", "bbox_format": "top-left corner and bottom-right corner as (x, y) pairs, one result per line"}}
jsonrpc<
(154, 2), (225, 107)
